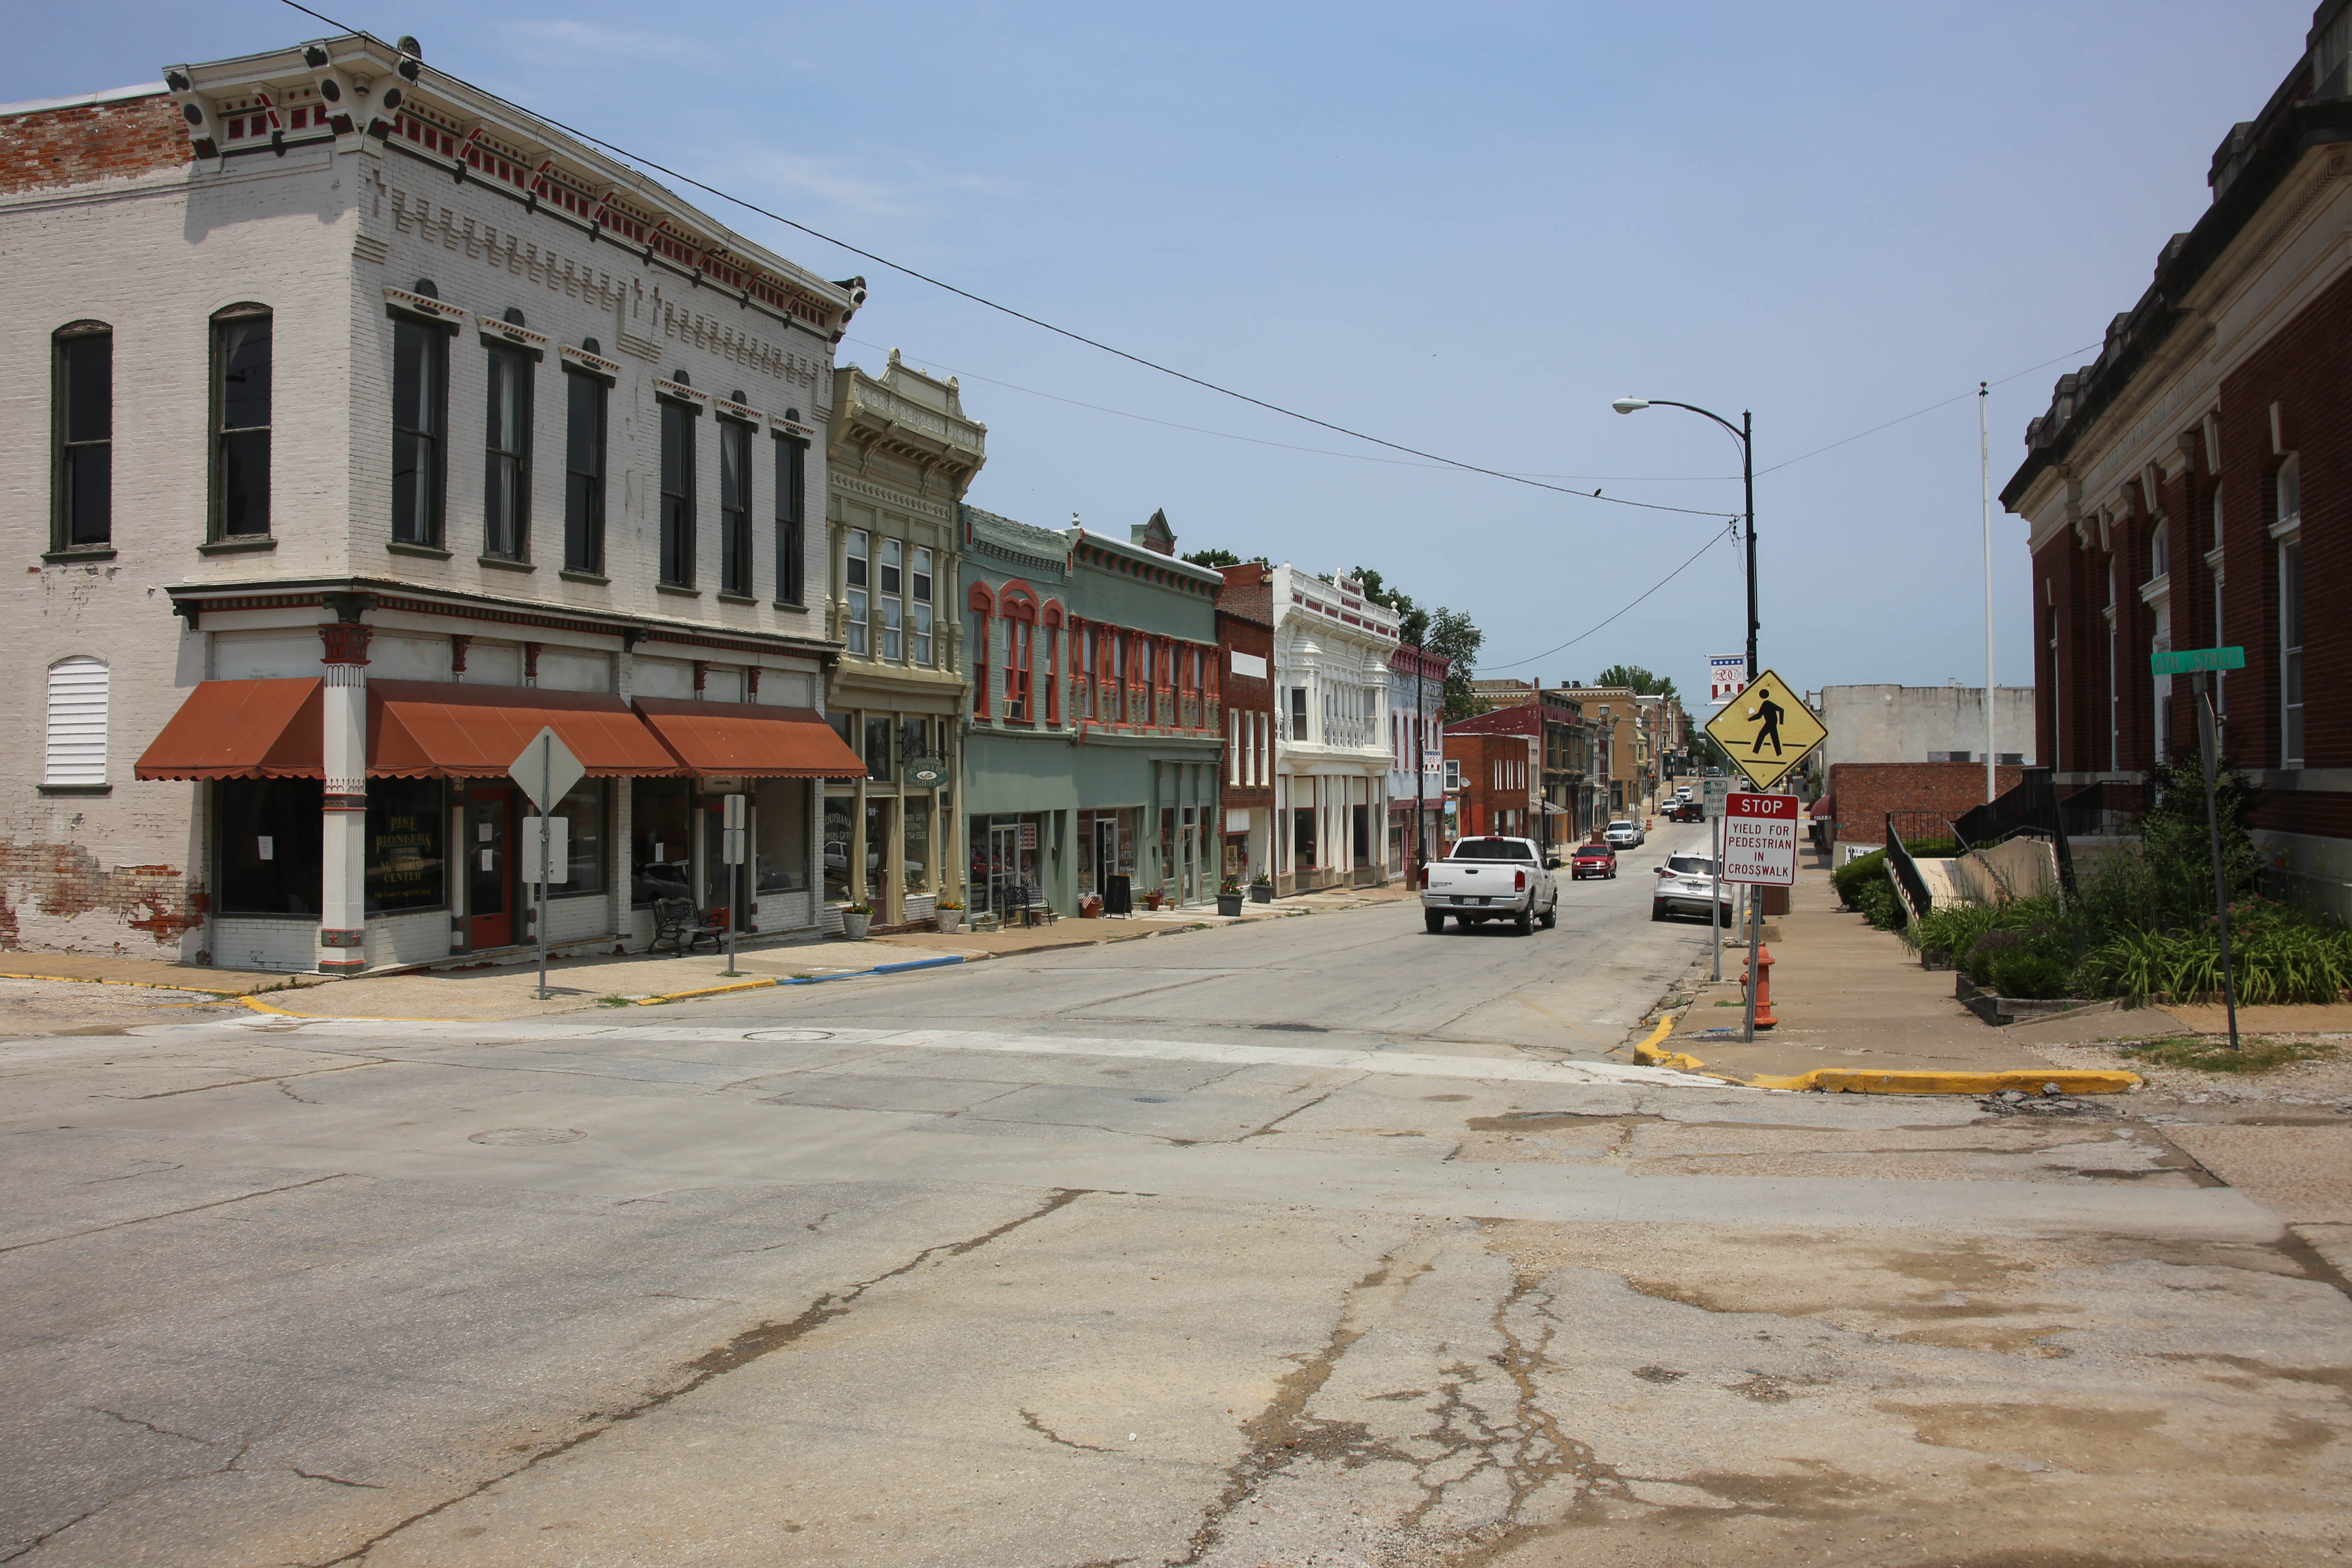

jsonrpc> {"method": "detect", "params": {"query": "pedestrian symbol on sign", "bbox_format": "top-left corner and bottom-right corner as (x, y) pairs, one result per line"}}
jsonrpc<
(1702, 670), (1827, 791)
(1747, 684), (1785, 756)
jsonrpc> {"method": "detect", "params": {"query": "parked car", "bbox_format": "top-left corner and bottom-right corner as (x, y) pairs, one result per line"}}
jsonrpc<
(1570, 843), (1617, 880)
(1651, 853), (1733, 924)
(1420, 835), (1559, 934)
(1603, 818), (1645, 849)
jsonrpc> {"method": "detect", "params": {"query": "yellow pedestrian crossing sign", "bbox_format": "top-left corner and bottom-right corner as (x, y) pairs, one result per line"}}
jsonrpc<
(1703, 669), (1827, 791)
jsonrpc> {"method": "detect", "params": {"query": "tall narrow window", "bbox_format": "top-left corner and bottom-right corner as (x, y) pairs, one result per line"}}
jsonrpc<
(969, 608), (989, 717)
(845, 530), (870, 655)
(912, 548), (935, 665)
(53, 324), (111, 551)
(563, 367), (606, 573)
(2149, 520), (2168, 582)
(719, 417), (752, 594)
(1290, 686), (1309, 741)
(213, 306), (272, 538)
(877, 538), (903, 659)
(1044, 620), (1060, 724)
(392, 314), (446, 546)
(483, 344), (531, 560)
(1110, 632), (1125, 722)
(1003, 613), (1032, 720)
(2282, 535), (2304, 768)
(43, 656), (108, 787)
(773, 435), (806, 605)
(659, 398), (697, 586)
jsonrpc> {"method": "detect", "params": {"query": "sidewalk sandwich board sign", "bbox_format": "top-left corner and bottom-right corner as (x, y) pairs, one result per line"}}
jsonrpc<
(1722, 790), (1798, 886)
(1708, 655), (1745, 705)
(1703, 669), (1827, 792)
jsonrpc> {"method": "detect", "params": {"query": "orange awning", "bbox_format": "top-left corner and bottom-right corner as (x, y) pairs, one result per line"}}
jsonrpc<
(369, 680), (686, 778)
(135, 679), (324, 780)
(633, 698), (868, 778)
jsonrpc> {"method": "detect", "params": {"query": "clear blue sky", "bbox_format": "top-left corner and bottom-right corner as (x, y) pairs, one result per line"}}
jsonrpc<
(9, 1), (2309, 702)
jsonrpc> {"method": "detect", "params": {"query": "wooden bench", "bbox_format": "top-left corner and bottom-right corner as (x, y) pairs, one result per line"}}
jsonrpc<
(650, 897), (726, 956)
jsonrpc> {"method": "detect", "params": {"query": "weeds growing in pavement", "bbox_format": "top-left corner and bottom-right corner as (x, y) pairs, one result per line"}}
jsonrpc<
(2117, 1034), (2340, 1074)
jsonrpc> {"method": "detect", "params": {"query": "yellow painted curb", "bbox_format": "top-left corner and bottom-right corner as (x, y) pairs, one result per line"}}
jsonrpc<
(1629, 1012), (1712, 1073)
(1748, 1068), (2142, 1095)
(0, 970), (247, 998)
(632, 977), (779, 1005)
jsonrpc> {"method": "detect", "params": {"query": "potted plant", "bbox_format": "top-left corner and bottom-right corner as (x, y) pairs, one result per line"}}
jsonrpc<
(1250, 869), (1274, 904)
(934, 898), (964, 934)
(840, 903), (873, 940)
(1216, 874), (1245, 918)
(1142, 886), (1166, 912)
(1079, 893), (1103, 919)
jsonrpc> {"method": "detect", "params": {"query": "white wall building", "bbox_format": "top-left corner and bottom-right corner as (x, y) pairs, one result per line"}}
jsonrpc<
(1386, 644), (1446, 870)
(2, 35), (861, 970)
(1268, 566), (1399, 893)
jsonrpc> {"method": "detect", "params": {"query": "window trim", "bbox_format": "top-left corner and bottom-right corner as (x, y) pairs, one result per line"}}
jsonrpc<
(209, 303), (274, 543)
(561, 362), (607, 576)
(772, 432), (807, 609)
(50, 321), (113, 558)
(389, 303), (456, 551)
(656, 392), (702, 588)
(481, 339), (534, 563)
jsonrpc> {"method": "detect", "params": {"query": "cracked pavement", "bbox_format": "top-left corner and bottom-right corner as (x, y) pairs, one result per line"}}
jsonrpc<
(3, 842), (2347, 1565)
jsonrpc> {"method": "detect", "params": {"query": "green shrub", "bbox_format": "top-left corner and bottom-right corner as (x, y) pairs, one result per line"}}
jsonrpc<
(1848, 872), (1902, 930)
(1965, 928), (2023, 986)
(1831, 849), (1887, 910)
(1989, 949), (2072, 1000)
(2073, 922), (2352, 1005)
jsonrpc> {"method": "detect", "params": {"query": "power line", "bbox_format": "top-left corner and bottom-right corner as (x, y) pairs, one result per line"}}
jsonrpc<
(1756, 342), (2098, 475)
(1478, 522), (1738, 672)
(276, 0), (1727, 520)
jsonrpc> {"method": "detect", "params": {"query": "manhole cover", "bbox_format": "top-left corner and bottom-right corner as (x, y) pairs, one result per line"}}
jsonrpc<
(468, 1127), (586, 1146)
(744, 1029), (837, 1042)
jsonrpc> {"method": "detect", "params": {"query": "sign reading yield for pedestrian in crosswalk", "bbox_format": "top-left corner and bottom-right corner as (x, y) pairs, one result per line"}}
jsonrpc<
(1702, 669), (1827, 792)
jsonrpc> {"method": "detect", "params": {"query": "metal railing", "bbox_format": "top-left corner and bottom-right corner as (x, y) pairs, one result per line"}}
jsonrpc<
(1885, 811), (1957, 847)
(1953, 766), (2076, 895)
(1884, 815), (1933, 923)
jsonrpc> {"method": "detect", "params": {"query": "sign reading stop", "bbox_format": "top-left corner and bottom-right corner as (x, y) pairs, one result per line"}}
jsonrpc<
(1722, 791), (1798, 886)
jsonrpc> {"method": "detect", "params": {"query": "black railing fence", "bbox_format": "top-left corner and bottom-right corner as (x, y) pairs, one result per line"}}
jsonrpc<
(1884, 816), (1933, 922)
(1954, 766), (2077, 896)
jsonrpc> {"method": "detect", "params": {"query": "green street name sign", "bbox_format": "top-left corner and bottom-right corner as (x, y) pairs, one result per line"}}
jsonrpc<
(2150, 646), (2246, 675)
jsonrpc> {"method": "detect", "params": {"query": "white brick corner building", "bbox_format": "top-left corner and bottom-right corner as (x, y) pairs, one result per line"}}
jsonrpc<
(0, 34), (865, 971)
(1267, 566), (1399, 894)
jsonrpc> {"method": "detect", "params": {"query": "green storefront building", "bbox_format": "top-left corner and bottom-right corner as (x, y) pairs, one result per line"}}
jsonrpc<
(961, 507), (1224, 919)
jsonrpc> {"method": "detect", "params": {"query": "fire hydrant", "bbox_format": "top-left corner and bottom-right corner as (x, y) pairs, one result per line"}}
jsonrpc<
(1736, 944), (1778, 1029)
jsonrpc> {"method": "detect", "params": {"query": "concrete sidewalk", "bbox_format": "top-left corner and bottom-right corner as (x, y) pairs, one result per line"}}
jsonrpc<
(1652, 848), (2177, 1092)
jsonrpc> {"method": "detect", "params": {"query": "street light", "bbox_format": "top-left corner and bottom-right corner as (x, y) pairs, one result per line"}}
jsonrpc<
(1612, 398), (1755, 681)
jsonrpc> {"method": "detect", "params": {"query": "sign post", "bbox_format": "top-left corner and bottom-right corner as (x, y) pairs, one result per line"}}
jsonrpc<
(509, 727), (585, 1001)
(2155, 648), (2247, 1054)
(1724, 790), (1799, 1043)
(1702, 779), (1731, 980)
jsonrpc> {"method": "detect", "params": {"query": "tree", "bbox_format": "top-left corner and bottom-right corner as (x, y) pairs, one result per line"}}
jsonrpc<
(1425, 607), (1485, 720)
(1594, 663), (1680, 702)
(1350, 564), (1430, 646)
(1182, 546), (1243, 569)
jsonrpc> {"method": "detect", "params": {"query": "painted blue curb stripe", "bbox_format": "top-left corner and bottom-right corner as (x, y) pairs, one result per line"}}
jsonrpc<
(778, 954), (969, 986)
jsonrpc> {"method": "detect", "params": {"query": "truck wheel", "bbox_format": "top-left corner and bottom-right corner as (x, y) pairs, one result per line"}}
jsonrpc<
(1514, 907), (1533, 935)
(1539, 902), (1556, 930)
(1424, 910), (1446, 934)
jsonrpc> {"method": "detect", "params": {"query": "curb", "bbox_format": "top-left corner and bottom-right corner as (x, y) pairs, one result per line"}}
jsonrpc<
(1, 969), (263, 1000)
(1629, 1012), (1712, 1074)
(633, 953), (968, 1005)
(1642, 1019), (2140, 1095)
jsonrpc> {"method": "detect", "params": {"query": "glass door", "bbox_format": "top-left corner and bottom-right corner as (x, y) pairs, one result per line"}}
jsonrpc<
(987, 823), (1021, 917)
(466, 790), (513, 949)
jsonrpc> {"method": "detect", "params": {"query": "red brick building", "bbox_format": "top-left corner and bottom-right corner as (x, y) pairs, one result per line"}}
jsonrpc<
(1216, 564), (1276, 883)
(1822, 762), (2028, 853)
(2003, 3), (2352, 919)
(1443, 730), (1540, 842)
(1443, 693), (1587, 850)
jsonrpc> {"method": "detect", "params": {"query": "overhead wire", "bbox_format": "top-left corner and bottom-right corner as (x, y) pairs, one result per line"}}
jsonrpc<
(1477, 523), (1739, 672)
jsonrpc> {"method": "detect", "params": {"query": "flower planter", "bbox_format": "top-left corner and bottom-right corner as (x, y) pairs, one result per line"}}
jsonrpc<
(1250, 885), (1273, 904)
(840, 912), (873, 940)
(1216, 893), (1244, 917)
(934, 909), (964, 934)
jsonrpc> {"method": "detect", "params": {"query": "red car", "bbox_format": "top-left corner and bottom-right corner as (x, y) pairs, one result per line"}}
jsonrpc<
(1570, 843), (1617, 880)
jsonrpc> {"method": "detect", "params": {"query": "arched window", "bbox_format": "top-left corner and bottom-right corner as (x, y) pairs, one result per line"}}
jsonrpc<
(2149, 519), (2169, 582)
(44, 656), (108, 787)
(1040, 603), (1064, 724)
(211, 304), (273, 540)
(966, 582), (996, 719)
(53, 322), (112, 552)
(999, 591), (1037, 722)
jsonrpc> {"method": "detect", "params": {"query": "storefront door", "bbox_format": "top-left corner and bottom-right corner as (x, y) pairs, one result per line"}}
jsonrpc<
(986, 822), (1021, 916)
(466, 789), (515, 950)
(1180, 808), (1198, 903)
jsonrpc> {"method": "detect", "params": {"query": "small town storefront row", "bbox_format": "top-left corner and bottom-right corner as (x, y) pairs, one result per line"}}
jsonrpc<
(131, 599), (858, 974)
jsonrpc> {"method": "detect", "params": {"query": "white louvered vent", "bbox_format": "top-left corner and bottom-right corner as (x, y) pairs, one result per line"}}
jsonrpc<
(45, 656), (109, 786)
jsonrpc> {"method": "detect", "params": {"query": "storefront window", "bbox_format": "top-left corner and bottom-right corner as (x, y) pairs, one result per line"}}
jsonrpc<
(365, 777), (445, 914)
(551, 777), (605, 896)
(754, 779), (810, 895)
(899, 716), (930, 768)
(217, 778), (322, 916)
(824, 795), (854, 902)
(1293, 807), (1317, 870)
(864, 714), (891, 781)
(903, 797), (931, 893)
(631, 777), (692, 906)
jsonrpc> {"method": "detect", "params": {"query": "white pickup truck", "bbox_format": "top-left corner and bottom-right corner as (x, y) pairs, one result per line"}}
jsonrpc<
(1418, 835), (1559, 935)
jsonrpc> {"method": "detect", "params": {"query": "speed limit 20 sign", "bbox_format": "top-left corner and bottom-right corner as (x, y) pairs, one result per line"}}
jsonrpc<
(1722, 791), (1798, 886)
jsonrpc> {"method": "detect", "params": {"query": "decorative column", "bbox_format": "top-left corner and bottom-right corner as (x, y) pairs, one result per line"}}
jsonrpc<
(318, 619), (373, 973)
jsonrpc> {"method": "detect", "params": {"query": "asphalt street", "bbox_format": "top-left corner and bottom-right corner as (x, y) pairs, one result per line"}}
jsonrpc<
(3, 820), (2346, 1567)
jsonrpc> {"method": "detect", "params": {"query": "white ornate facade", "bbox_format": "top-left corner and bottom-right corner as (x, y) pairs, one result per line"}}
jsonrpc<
(1267, 565), (1399, 892)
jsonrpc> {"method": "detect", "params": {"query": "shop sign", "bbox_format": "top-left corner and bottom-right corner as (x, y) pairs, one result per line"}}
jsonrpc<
(1020, 822), (1038, 849)
(902, 756), (949, 788)
(698, 775), (745, 795)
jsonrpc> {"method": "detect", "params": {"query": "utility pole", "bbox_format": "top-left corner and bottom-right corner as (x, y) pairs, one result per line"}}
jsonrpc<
(1981, 381), (1997, 804)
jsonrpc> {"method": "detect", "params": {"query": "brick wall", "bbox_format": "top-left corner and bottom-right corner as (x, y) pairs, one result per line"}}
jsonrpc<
(1443, 732), (1539, 839)
(1825, 762), (2025, 848)
(0, 95), (187, 196)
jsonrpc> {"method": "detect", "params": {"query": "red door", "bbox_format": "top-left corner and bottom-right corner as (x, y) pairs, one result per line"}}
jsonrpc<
(468, 790), (514, 949)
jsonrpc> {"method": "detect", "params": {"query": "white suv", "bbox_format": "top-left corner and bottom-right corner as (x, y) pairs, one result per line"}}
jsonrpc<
(1603, 818), (1645, 849)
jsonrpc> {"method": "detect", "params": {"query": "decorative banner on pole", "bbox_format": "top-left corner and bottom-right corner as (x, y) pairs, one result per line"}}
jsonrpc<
(1708, 656), (1746, 705)
(1703, 669), (1828, 792)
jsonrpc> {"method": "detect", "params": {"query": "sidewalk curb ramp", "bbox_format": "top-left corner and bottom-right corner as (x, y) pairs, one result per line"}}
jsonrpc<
(1629, 1013), (2141, 1095)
